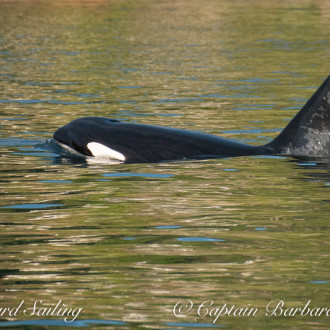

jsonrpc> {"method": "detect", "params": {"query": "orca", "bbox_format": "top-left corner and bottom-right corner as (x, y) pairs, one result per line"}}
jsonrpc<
(53, 75), (330, 163)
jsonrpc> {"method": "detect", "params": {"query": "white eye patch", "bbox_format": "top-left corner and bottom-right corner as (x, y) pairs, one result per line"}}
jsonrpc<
(87, 142), (126, 161)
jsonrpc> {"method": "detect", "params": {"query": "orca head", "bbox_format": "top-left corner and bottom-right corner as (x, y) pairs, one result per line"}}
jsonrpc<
(53, 117), (126, 161)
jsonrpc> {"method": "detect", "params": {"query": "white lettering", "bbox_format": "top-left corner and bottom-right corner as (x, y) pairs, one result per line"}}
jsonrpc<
(266, 299), (284, 316)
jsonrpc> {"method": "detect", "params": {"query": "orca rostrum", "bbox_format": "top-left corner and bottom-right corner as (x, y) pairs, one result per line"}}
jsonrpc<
(53, 75), (330, 163)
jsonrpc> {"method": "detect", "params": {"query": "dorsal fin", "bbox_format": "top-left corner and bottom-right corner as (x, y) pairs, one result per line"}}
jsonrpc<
(268, 75), (330, 157)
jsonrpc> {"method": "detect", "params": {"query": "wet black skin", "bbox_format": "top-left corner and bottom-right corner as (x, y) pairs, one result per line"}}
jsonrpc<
(54, 75), (330, 163)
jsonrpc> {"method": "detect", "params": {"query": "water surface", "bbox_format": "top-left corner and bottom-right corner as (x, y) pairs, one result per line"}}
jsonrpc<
(1, 0), (329, 329)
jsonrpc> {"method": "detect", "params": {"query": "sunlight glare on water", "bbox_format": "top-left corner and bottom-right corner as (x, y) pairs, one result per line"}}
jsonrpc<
(0, 0), (330, 328)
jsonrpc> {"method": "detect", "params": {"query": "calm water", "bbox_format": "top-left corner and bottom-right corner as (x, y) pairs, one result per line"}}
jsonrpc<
(1, 0), (329, 329)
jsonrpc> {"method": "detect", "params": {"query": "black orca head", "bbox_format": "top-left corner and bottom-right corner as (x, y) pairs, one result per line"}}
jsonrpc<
(54, 117), (125, 160)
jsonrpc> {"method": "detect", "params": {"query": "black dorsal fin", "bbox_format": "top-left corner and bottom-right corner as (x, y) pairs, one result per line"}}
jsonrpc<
(268, 75), (330, 157)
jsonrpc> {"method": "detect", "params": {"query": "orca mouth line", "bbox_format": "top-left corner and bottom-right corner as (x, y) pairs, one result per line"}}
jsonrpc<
(51, 75), (330, 164)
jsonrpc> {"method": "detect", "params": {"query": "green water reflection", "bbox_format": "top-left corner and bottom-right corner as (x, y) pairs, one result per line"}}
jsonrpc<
(1, 0), (329, 329)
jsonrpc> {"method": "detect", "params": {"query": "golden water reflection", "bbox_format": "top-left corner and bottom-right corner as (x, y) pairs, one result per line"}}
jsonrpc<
(1, 0), (330, 328)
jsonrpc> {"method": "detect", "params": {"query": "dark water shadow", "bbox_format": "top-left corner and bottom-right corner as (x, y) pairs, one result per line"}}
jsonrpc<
(0, 318), (127, 328)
